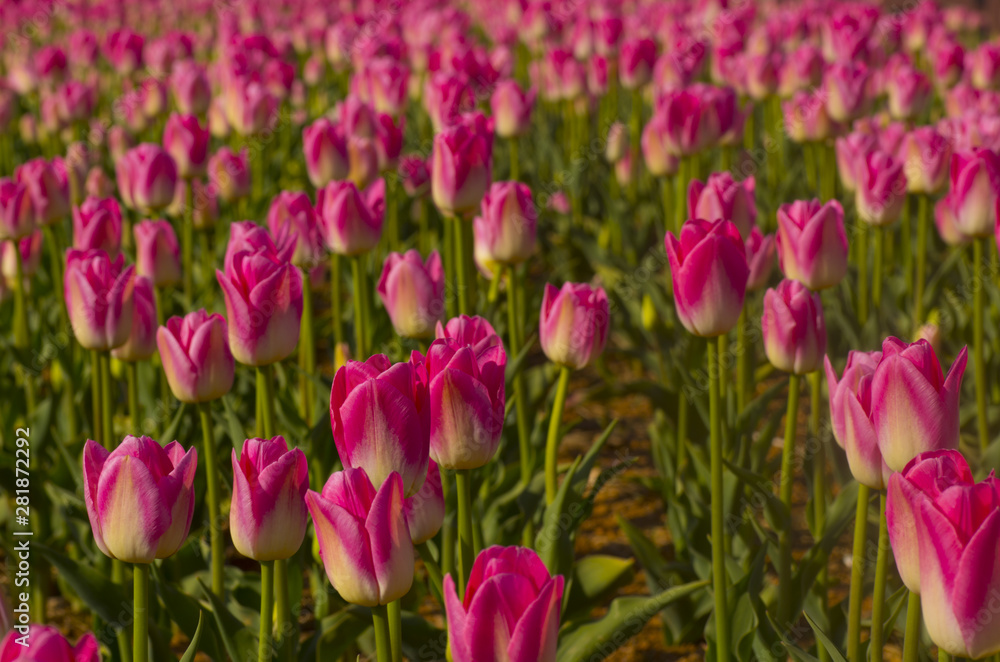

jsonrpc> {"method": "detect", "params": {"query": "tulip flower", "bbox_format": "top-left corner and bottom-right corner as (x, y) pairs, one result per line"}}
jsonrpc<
(83, 436), (197, 563)
(649, 89), (719, 157)
(317, 180), (384, 256)
(306, 469), (413, 606)
(856, 150), (907, 226)
(473, 181), (538, 265)
(111, 276), (157, 362)
(825, 349), (890, 490)
(405, 459), (445, 544)
(208, 147), (251, 204)
(224, 221), (296, 274)
(930, 37), (964, 89)
(762, 279), (826, 375)
(163, 113), (209, 179)
(886, 65), (932, 121)
(171, 62), (212, 116)
(900, 127), (951, 195)
(666, 219), (749, 338)
(72, 196), (122, 257)
(688, 173), (756, 239)
(970, 42), (1000, 91)
(775, 198), (849, 290)
(538, 282), (609, 370)
(444, 545), (564, 662)
(949, 148), (1000, 238)
(824, 62), (870, 123)
(353, 58), (409, 117)
(64, 248), (136, 352)
(104, 29), (144, 75)
(0, 625), (100, 662)
(225, 79), (276, 136)
(1, 231), (43, 283)
(230, 436), (309, 561)
(16, 157), (70, 225)
(619, 38), (656, 89)
(302, 118), (348, 188)
(116, 144), (178, 214)
(330, 355), (430, 496)
(399, 155), (430, 197)
(156, 309), (236, 404)
(377, 250), (445, 339)
(0, 178), (36, 241)
(745, 227), (775, 291)
(835, 132), (878, 193)
(133, 219), (182, 288)
(783, 91), (835, 143)
(490, 80), (535, 139)
(266, 191), (325, 269)
(431, 119), (493, 217)
(435, 314), (502, 352)
(423, 71), (474, 133)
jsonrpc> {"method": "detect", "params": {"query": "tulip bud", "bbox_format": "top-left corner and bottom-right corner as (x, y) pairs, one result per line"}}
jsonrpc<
(72, 196), (123, 257)
(64, 248), (136, 351)
(605, 122), (628, 164)
(0, 624), (100, 662)
(970, 42), (1000, 91)
(824, 62), (870, 123)
(133, 219), (182, 288)
(435, 314), (501, 352)
(157, 309), (235, 403)
(302, 118), (349, 188)
(266, 191), (325, 269)
(208, 147), (251, 204)
(688, 172), (756, 239)
(490, 80), (535, 138)
(404, 459), (445, 544)
(539, 282), (609, 369)
(745, 227), (776, 291)
(0, 178), (36, 241)
(887, 65), (932, 121)
(901, 127), (951, 194)
(163, 113), (210, 179)
(399, 155), (430, 198)
(856, 150), (907, 226)
(15, 157), (70, 225)
(171, 62), (212, 116)
(1, 231), (43, 287)
(619, 38), (656, 90)
(473, 181), (538, 266)
(431, 119), (493, 217)
(116, 144), (178, 213)
(317, 180), (384, 256)
(949, 149), (1000, 238)
(835, 131), (878, 193)
(762, 279), (826, 375)
(377, 250), (445, 339)
(934, 194), (969, 246)
(111, 276), (157, 362)
(776, 199), (849, 290)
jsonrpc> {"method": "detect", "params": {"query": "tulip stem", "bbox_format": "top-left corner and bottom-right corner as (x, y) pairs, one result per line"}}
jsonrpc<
(736, 307), (748, 414)
(199, 401), (225, 598)
(387, 599), (403, 662)
(675, 390), (688, 498)
(453, 217), (470, 315)
(127, 362), (141, 434)
(974, 238), (989, 452)
(455, 469), (475, 599)
(847, 483), (871, 662)
(628, 89), (642, 202)
(872, 226), (884, 314)
(133, 563), (149, 662)
(857, 222), (869, 329)
(351, 256), (368, 357)
(274, 558), (291, 662)
(544, 365), (572, 505)
(937, 652), (950, 662)
(387, 176), (399, 253)
(371, 604), (391, 662)
(112, 560), (132, 662)
(903, 591), (921, 662)
(183, 180), (194, 306)
(12, 241), (28, 349)
(330, 253), (343, 347)
(707, 340), (730, 662)
(810, 369), (829, 661)
(300, 280), (315, 424)
(870, 492), (889, 662)
(914, 194), (929, 328)
(718, 335), (728, 409)
(507, 267), (532, 494)
(259, 561), (274, 662)
(42, 225), (69, 331)
(258, 365), (276, 438)
(778, 373), (801, 626)
(509, 137), (519, 182)
(91, 349), (103, 444)
(101, 352), (113, 445)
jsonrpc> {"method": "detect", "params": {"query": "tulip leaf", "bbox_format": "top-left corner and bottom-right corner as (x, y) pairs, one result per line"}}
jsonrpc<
(564, 554), (635, 619)
(35, 543), (127, 625)
(199, 578), (258, 661)
(803, 611), (848, 662)
(297, 605), (371, 662)
(153, 566), (223, 661)
(160, 402), (187, 442)
(536, 456), (582, 576)
(178, 611), (205, 662)
(221, 394), (247, 448)
(555, 579), (710, 662)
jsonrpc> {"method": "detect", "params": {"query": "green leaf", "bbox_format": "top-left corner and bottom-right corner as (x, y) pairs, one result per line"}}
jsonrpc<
(161, 402), (188, 441)
(565, 555), (635, 618)
(153, 566), (223, 661)
(535, 456), (582, 576)
(221, 395), (247, 449)
(35, 544), (127, 624)
(556, 580), (710, 662)
(178, 612), (205, 662)
(804, 611), (849, 662)
(298, 605), (371, 662)
(199, 579), (257, 662)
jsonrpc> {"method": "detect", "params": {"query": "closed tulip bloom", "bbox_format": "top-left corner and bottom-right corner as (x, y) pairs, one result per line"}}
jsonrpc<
(330, 355), (430, 495)
(1, 232), (43, 284)
(824, 62), (870, 123)
(431, 119), (493, 217)
(640, 118), (680, 177)
(435, 314), (502, 353)
(423, 72), (474, 133)
(216, 245), (303, 367)
(405, 459), (445, 544)
(887, 65), (932, 120)
(64, 248), (136, 351)
(418, 336), (506, 469)
(619, 38), (656, 90)
(776, 198), (849, 290)
(650, 90), (720, 157)
(930, 37), (964, 90)
(72, 196), (122, 257)
(949, 149), (1000, 238)
(399, 155), (430, 197)
(0, 178), (36, 241)
(688, 172), (756, 239)
(856, 150), (907, 226)
(490, 80), (535, 138)
(779, 44), (824, 96)
(224, 221), (296, 274)
(473, 181), (538, 265)
(835, 132), (878, 193)
(374, 114), (404, 173)
(762, 279), (826, 375)
(208, 147), (251, 204)
(117, 144), (178, 213)
(163, 113), (209, 178)
(901, 127), (952, 194)
(666, 219), (749, 338)
(133, 219), (182, 288)
(605, 122), (628, 164)
(317, 180), (384, 256)
(157, 309), (235, 403)
(783, 91), (835, 143)
(377, 250), (445, 339)
(746, 52), (782, 101)
(302, 118), (348, 188)
(225, 79), (276, 136)
(111, 276), (157, 362)
(354, 58), (409, 117)
(338, 95), (377, 139)
(970, 42), (1000, 91)
(444, 545), (564, 662)
(171, 62), (212, 116)
(83, 436), (197, 563)
(825, 350), (891, 489)
(745, 227), (776, 291)
(307, 469), (413, 606)
(539, 282), (609, 369)
(347, 136), (380, 190)
(16, 157), (70, 225)
(231, 436), (309, 561)
(85, 167), (114, 200)
(935, 195), (969, 246)
(266, 191), (324, 269)
(104, 29), (144, 75)
(0, 625), (100, 662)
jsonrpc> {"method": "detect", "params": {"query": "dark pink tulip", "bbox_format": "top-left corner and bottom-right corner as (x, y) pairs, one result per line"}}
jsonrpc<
(588, 56), (610, 97)
(225, 79), (276, 136)
(163, 114), (209, 179)
(949, 149), (1000, 238)
(745, 227), (776, 292)
(490, 80), (535, 139)
(824, 62), (870, 123)
(856, 150), (907, 226)
(317, 180), (384, 257)
(72, 196), (122, 258)
(338, 95), (377, 140)
(776, 199), (849, 291)
(302, 118), (349, 189)
(111, 276), (157, 362)
(208, 147), (251, 204)
(901, 127), (952, 194)
(378, 250), (445, 339)
(435, 315), (502, 353)
(688, 172), (756, 239)
(55, 81), (95, 125)
(762, 279), (826, 375)
(778, 44), (824, 96)
(835, 131), (878, 193)
(104, 29), (144, 75)
(399, 155), (430, 198)
(935, 195), (969, 246)
(539, 282), (609, 370)
(423, 71), (474, 133)
(116, 144), (178, 214)
(353, 58), (409, 117)
(431, 119), (493, 217)
(224, 221), (296, 275)
(16, 157), (70, 225)
(69, 30), (100, 69)
(374, 114), (404, 172)
(473, 181), (538, 265)
(666, 219), (748, 338)
(650, 89), (720, 157)
(64, 248), (136, 351)
(619, 38), (656, 90)
(0, 624), (100, 662)
(825, 349), (890, 489)
(930, 36), (964, 90)
(134, 220), (182, 288)
(887, 65), (932, 121)
(0, 178), (36, 241)
(444, 546), (564, 662)
(330, 355), (430, 495)
(267, 191), (325, 269)
(745, 52), (782, 101)
(405, 459), (445, 544)
(157, 309), (235, 403)
(970, 42), (1000, 91)
(85, 167), (114, 200)
(231, 436), (308, 561)
(783, 91), (835, 143)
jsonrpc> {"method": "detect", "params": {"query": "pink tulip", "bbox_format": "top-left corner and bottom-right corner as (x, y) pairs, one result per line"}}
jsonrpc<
(935, 195), (969, 246)
(72, 196), (122, 257)
(225, 222), (296, 274)
(163, 113), (209, 179)
(970, 42), (1000, 91)
(431, 117), (493, 217)
(901, 127), (952, 194)
(606, 122), (628, 164)
(374, 114), (404, 172)
(347, 137), (380, 191)
(614, 150), (636, 188)
(0, 179), (35, 241)
(0, 625), (100, 662)
(302, 118), (348, 189)
(444, 545), (564, 662)
(539, 282), (609, 369)
(640, 118), (680, 177)
(15, 158), (70, 225)
(779, 44), (824, 96)
(762, 279), (826, 375)
(55, 81), (95, 125)
(225, 78), (276, 136)
(208, 147), (251, 204)
(835, 131), (878, 193)
(116, 144), (178, 213)
(490, 80), (535, 139)
(83, 436), (197, 563)
(338, 95), (377, 139)
(231, 436), (309, 561)
(619, 38), (656, 90)
(266, 191), (325, 269)
(776, 199), (849, 291)
(353, 58), (409, 117)
(949, 149), (1000, 238)
(649, 89), (720, 157)
(745, 52), (782, 101)
(306, 469), (413, 607)
(85, 167), (114, 200)
(886, 65), (932, 121)
(745, 227), (776, 292)
(783, 91), (835, 143)
(377, 250), (446, 339)
(171, 62), (212, 116)
(856, 150), (907, 226)
(435, 315), (502, 353)
(64, 248), (136, 351)
(111, 276), (157, 362)
(930, 36), (964, 90)
(824, 62), (870, 123)
(157, 309), (235, 403)
(330, 355), (430, 495)
(405, 459), (445, 544)
(399, 155), (430, 198)
(423, 72), (474, 133)
(417, 336), (506, 469)
(687, 172), (756, 239)
(1, 232), (43, 284)
(473, 181), (538, 265)
(666, 219), (748, 338)
(104, 29), (144, 75)
(825, 349), (890, 489)
(317, 180), (384, 256)
(134, 219), (182, 288)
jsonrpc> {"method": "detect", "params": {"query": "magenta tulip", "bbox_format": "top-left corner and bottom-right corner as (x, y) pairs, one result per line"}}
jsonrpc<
(649, 90), (720, 157)
(473, 181), (538, 265)
(16, 157), (70, 225)
(762, 279), (826, 375)
(0, 625), (100, 662)
(111, 276), (157, 362)
(266, 191), (325, 269)
(163, 113), (209, 179)
(317, 180), (384, 257)
(72, 196), (122, 257)
(949, 148), (1000, 238)
(619, 38), (656, 90)
(825, 349), (890, 489)
(887, 65), (932, 121)
(116, 144), (178, 214)
(776, 199), (849, 291)
(431, 118), (493, 217)
(688, 172), (756, 239)
(856, 150), (907, 226)
(901, 127), (952, 194)
(208, 147), (251, 204)
(64, 248), (136, 351)
(377, 250), (446, 339)
(490, 80), (535, 139)
(224, 221), (296, 275)
(824, 62), (870, 123)
(539, 282), (609, 370)
(745, 227), (776, 291)
(171, 62), (212, 116)
(302, 118), (348, 189)
(133, 219), (182, 288)
(0, 178), (35, 242)
(435, 315), (502, 353)
(970, 42), (1000, 91)
(835, 131), (878, 193)
(156, 309), (235, 404)
(405, 459), (445, 544)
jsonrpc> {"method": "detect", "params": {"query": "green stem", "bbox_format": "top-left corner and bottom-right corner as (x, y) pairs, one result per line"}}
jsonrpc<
(544, 365), (572, 505)
(330, 253), (343, 347)
(810, 370), (829, 662)
(902, 197), (913, 301)
(872, 226), (884, 313)
(183, 180), (194, 305)
(857, 223), (869, 328)
(914, 194), (929, 327)
(371, 604), (391, 662)
(256, 368), (265, 438)
(718, 334), (728, 408)
(455, 469), (475, 599)
(675, 158), (688, 234)
(274, 558), (291, 662)
(387, 599), (403, 662)
(12, 241), (28, 349)
(847, 484), (872, 662)
(42, 225), (69, 331)
(903, 591), (921, 662)
(628, 89), (642, 202)
(707, 340), (730, 662)
(113, 560), (132, 662)
(127, 362), (141, 434)
(440, 470), (456, 586)
(675, 390), (688, 497)
(870, 492), (889, 661)
(443, 213), (455, 318)
(416, 543), (445, 606)
(92, 350), (103, 444)
(509, 137), (519, 182)
(937, 652), (951, 662)
(133, 564), (149, 662)
(507, 267), (531, 490)
(736, 309), (747, 413)
(258, 365), (277, 438)
(974, 239), (989, 452)
(779, 373), (802, 626)
(454, 217), (469, 315)
(387, 177), (398, 252)
(300, 280), (315, 424)
(259, 561), (274, 662)
(199, 402), (225, 598)
(352, 256), (367, 358)
(101, 353), (113, 445)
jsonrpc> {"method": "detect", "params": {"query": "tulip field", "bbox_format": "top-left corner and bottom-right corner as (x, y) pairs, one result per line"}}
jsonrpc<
(5, 0), (1000, 661)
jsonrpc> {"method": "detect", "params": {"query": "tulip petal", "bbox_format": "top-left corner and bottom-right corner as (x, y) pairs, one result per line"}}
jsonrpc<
(918, 498), (968, 656)
(950, 509), (1000, 657)
(366, 472), (414, 604)
(306, 490), (380, 606)
(507, 576), (564, 662)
